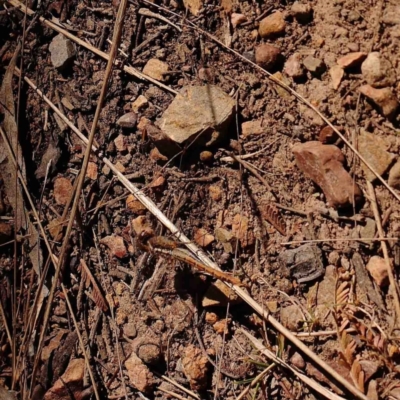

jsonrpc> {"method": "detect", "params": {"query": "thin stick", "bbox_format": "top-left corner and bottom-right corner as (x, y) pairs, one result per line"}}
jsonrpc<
(0, 299), (12, 346)
(230, 153), (277, 200)
(240, 329), (347, 400)
(293, 328), (357, 338)
(156, 374), (200, 400)
(61, 284), (101, 400)
(142, 0), (400, 204)
(367, 181), (400, 324)
(7, 0), (177, 95)
(30, 0), (129, 387)
(138, 8), (182, 32)
(282, 237), (400, 245)
(19, 74), (368, 400)
(157, 387), (187, 400)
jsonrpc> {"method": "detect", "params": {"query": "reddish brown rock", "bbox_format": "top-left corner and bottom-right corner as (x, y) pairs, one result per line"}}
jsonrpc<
(358, 85), (399, 119)
(241, 120), (266, 137)
(337, 52), (367, 69)
(231, 13), (247, 28)
(366, 256), (389, 287)
(44, 359), (85, 400)
(125, 352), (155, 393)
(54, 177), (72, 206)
(213, 318), (231, 335)
(126, 194), (147, 214)
(114, 134), (127, 152)
(131, 216), (154, 239)
(329, 65), (344, 90)
(284, 53), (304, 78)
(117, 112), (138, 128)
(86, 162), (98, 180)
(100, 235), (127, 258)
(319, 126), (338, 144)
(205, 312), (218, 324)
(255, 44), (282, 70)
(389, 160), (400, 189)
(182, 345), (209, 390)
(149, 176), (166, 191)
(292, 141), (363, 209)
(258, 11), (286, 38)
(142, 59), (169, 82)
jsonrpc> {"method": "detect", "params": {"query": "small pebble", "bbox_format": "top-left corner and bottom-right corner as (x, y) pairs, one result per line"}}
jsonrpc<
(142, 59), (169, 82)
(117, 112), (138, 129)
(361, 52), (396, 88)
(319, 126), (338, 144)
(291, 2), (313, 23)
(86, 162), (98, 180)
(303, 56), (325, 75)
(284, 53), (304, 78)
(54, 177), (73, 205)
(329, 65), (344, 90)
(231, 13), (247, 28)
(337, 52), (367, 69)
(366, 256), (389, 287)
(114, 134), (127, 152)
(358, 85), (399, 119)
(258, 11), (286, 38)
(100, 235), (128, 258)
(255, 44), (282, 70)
(49, 34), (76, 69)
(205, 312), (219, 324)
(132, 95), (149, 112)
(290, 352), (306, 369)
(199, 150), (213, 162)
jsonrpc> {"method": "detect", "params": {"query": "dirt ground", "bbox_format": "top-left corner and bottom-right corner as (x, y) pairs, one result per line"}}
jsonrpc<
(1, 0), (400, 399)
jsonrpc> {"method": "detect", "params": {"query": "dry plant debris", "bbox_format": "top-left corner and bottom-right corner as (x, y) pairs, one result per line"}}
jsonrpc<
(1, 0), (400, 399)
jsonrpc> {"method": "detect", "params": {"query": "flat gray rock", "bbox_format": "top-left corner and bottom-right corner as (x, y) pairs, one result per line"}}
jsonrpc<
(279, 244), (325, 283)
(49, 34), (76, 69)
(157, 85), (235, 146)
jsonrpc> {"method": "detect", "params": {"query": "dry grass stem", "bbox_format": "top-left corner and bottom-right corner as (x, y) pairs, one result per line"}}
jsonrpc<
(61, 284), (101, 400)
(240, 329), (348, 400)
(367, 181), (400, 325)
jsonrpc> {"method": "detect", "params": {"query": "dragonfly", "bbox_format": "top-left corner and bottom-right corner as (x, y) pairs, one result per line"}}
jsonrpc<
(138, 234), (243, 286)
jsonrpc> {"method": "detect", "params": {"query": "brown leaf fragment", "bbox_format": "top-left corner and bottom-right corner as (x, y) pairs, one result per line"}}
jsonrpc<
(78, 259), (108, 311)
(352, 252), (385, 311)
(0, 43), (27, 231)
(0, 44), (43, 276)
(350, 360), (365, 393)
(260, 203), (286, 235)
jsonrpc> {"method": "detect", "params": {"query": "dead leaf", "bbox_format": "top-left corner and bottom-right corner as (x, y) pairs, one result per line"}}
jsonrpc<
(0, 45), (43, 276)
